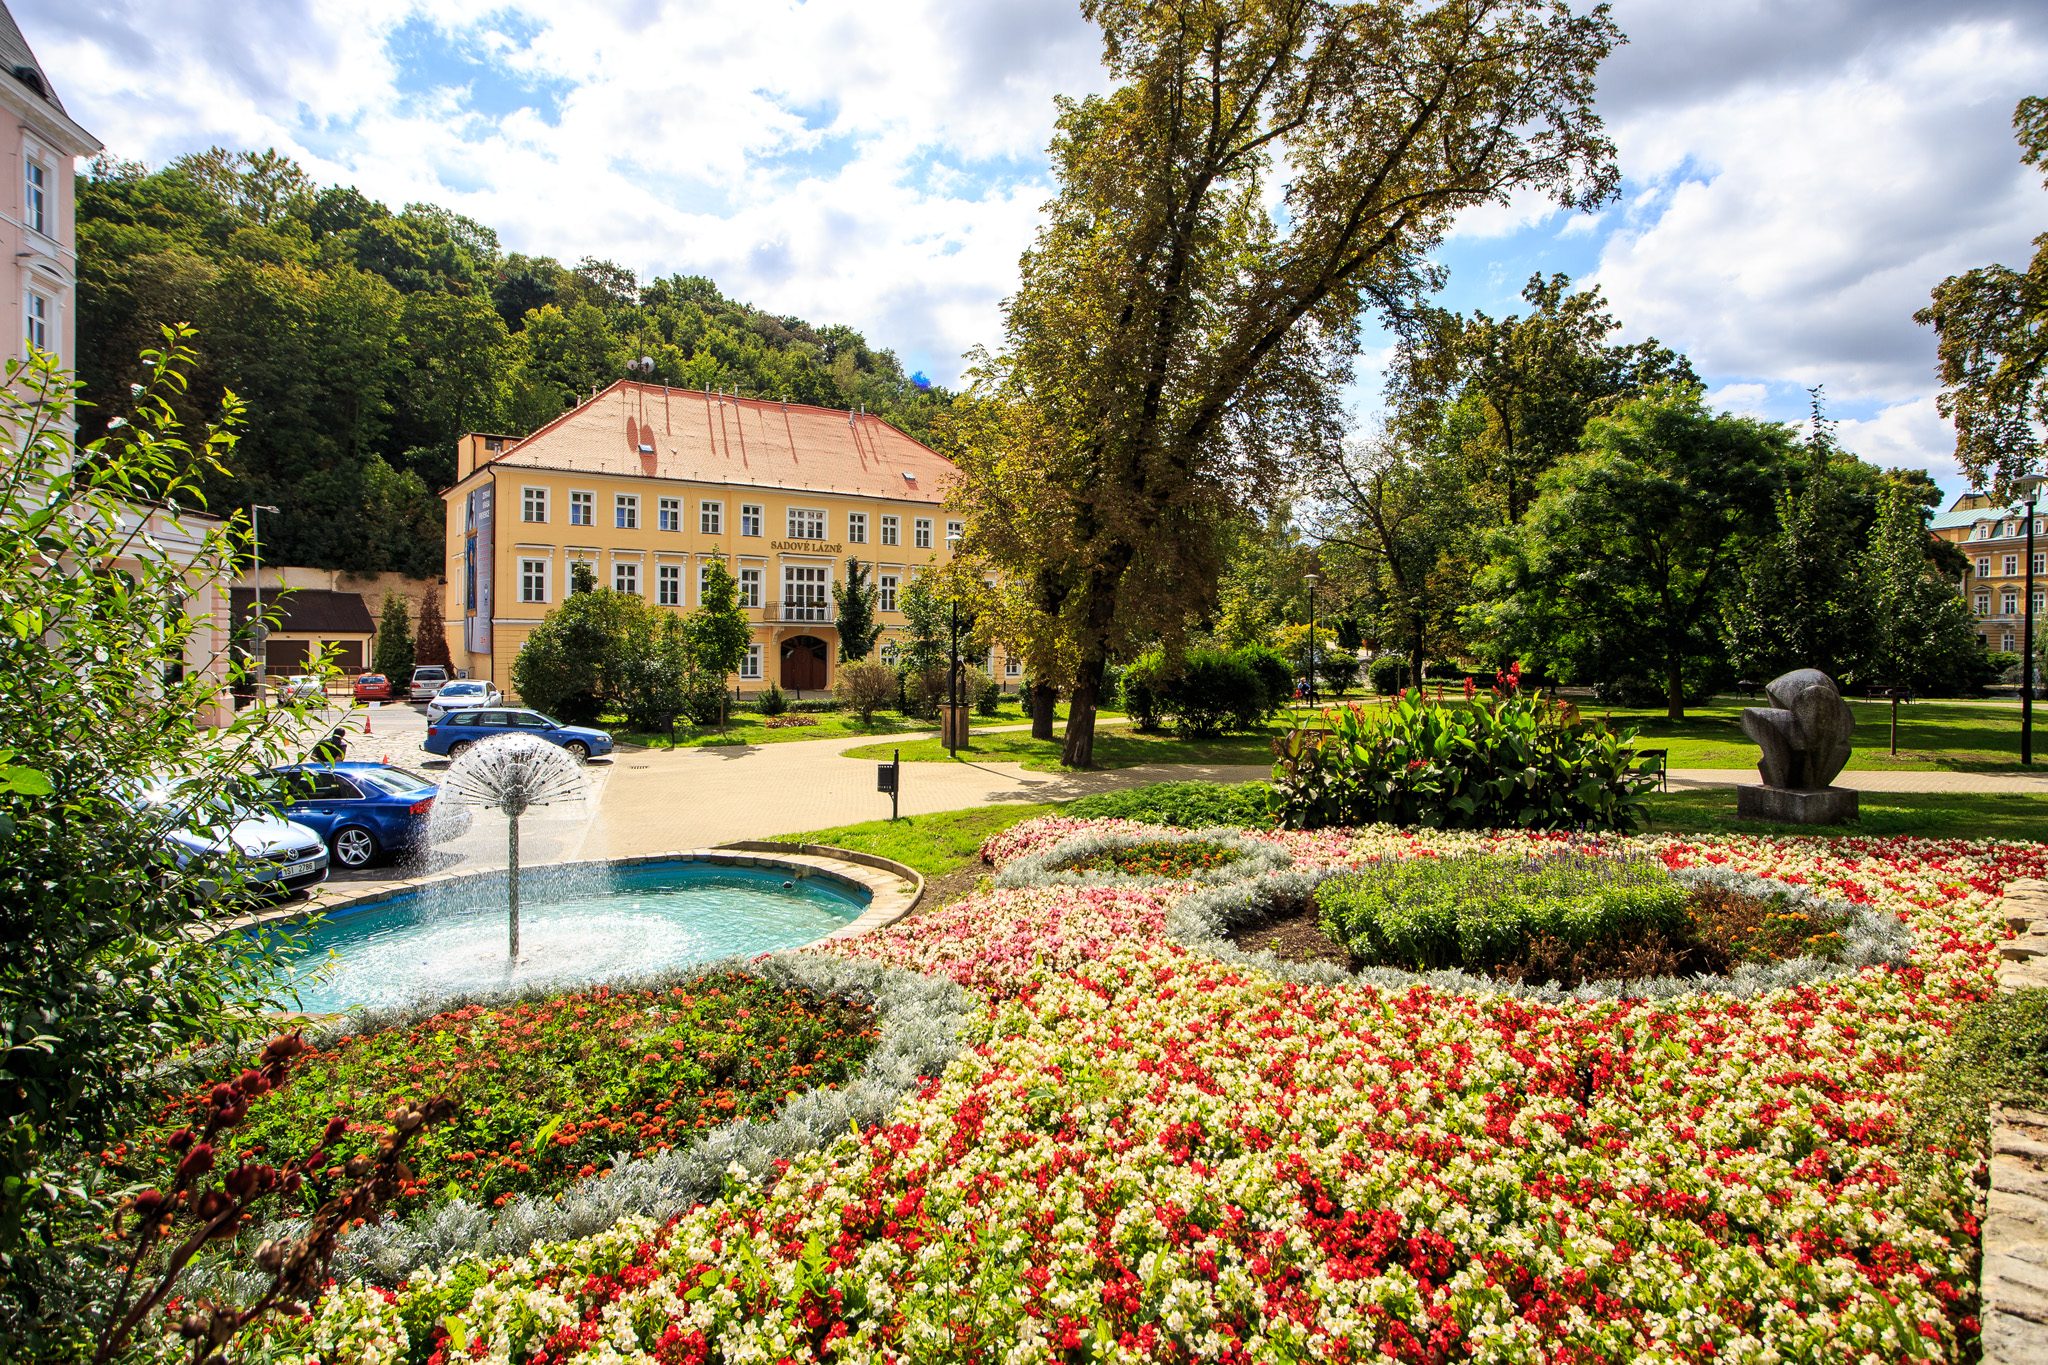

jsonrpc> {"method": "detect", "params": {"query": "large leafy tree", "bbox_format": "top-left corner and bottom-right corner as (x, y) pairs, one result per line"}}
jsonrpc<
(1392, 272), (1695, 523)
(1860, 483), (1987, 695)
(950, 0), (1622, 766)
(1918, 95), (2048, 492)
(1480, 385), (1791, 717)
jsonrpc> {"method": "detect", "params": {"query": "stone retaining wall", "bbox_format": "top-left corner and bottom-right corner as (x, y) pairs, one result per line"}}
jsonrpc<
(1985, 876), (2048, 1361)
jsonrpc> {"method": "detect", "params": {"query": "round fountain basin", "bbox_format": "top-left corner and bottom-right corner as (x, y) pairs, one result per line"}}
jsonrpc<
(269, 859), (871, 1013)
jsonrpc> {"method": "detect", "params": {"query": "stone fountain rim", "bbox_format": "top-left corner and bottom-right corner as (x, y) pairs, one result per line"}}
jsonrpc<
(214, 845), (924, 947)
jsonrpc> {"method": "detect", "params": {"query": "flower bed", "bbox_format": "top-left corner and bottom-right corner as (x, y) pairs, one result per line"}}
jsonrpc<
(1065, 837), (1247, 879)
(126, 975), (879, 1215)
(217, 818), (2048, 1363)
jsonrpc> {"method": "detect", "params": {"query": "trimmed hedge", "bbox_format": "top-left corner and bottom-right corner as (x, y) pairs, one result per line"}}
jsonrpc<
(1314, 852), (1690, 973)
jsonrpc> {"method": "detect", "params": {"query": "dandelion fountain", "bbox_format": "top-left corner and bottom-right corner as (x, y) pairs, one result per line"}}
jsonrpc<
(435, 733), (587, 958)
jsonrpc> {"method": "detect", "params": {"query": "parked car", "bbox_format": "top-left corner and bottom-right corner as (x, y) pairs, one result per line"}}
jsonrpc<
(353, 672), (394, 702)
(408, 664), (451, 702)
(125, 779), (330, 898)
(424, 678), (503, 722)
(425, 708), (614, 761)
(269, 761), (466, 868)
(274, 674), (326, 704)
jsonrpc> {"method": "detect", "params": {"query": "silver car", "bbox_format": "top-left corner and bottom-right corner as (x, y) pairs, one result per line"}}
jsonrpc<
(128, 781), (331, 898)
(408, 665), (450, 703)
(425, 678), (503, 722)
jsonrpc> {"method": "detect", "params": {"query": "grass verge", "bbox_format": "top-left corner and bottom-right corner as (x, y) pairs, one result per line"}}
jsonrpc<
(843, 719), (1303, 771)
(768, 803), (1060, 877)
(1643, 788), (2048, 841)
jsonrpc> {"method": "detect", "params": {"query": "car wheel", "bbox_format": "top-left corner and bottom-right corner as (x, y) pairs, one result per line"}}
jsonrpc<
(563, 740), (590, 760)
(448, 740), (473, 757)
(332, 826), (379, 869)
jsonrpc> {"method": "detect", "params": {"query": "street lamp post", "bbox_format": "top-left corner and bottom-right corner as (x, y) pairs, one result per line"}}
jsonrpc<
(249, 503), (279, 702)
(2021, 474), (2044, 766)
(1304, 572), (1320, 707)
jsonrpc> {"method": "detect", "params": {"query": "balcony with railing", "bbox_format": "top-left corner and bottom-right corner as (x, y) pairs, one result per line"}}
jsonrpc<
(772, 598), (832, 625)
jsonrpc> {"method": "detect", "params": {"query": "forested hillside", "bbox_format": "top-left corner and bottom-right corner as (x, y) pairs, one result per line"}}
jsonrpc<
(76, 148), (952, 576)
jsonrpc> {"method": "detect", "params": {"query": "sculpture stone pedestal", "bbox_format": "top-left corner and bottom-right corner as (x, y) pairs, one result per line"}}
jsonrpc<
(1736, 784), (1858, 825)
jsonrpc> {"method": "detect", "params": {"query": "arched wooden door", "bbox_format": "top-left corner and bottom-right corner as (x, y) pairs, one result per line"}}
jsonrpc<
(780, 635), (828, 692)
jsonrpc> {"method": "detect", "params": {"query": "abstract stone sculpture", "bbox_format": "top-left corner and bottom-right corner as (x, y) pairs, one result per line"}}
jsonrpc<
(1735, 669), (1858, 824)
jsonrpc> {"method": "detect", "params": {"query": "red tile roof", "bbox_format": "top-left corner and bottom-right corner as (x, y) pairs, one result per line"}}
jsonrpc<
(482, 381), (957, 505)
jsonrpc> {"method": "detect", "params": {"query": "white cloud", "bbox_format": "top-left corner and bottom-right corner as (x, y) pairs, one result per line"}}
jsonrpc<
(1835, 396), (1967, 497)
(1706, 382), (1770, 418)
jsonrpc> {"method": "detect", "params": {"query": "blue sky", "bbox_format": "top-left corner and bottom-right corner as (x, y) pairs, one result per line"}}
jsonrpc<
(26, 0), (2048, 496)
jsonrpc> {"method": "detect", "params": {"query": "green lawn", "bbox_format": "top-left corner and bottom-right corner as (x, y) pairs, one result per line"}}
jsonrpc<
(768, 802), (1060, 876)
(843, 716), (1306, 771)
(611, 699), (1109, 750)
(1588, 695), (2037, 772)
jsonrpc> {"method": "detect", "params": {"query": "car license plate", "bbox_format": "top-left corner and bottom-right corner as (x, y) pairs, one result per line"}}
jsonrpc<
(282, 859), (320, 879)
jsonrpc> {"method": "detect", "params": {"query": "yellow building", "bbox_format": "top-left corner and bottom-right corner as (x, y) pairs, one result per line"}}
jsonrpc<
(442, 381), (996, 699)
(1931, 492), (2045, 656)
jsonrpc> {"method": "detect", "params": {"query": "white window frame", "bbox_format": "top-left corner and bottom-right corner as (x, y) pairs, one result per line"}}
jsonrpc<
(914, 517), (933, 549)
(697, 561), (713, 604)
(2003, 631), (2017, 652)
(657, 563), (682, 606)
(782, 564), (830, 622)
(522, 486), (549, 523)
(880, 515), (900, 547)
(700, 500), (723, 534)
(2005, 554), (2020, 577)
(569, 490), (594, 527)
(1978, 556), (1993, 579)
(519, 557), (548, 604)
(877, 573), (899, 613)
(740, 503), (763, 537)
(616, 494), (639, 530)
(737, 566), (763, 609)
(2035, 552), (2046, 575)
(24, 290), (48, 353)
(880, 640), (900, 666)
(2002, 589), (2020, 615)
(847, 511), (868, 544)
(946, 519), (963, 547)
(1976, 592), (1991, 616)
(1005, 656), (1021, 678)
(659, 497), (682, 532)
(24, 157), (46, 237)
(787, 507), (827, 541)
(741, 643), (763, 680)
(567, 556), (597, 594)
(614, 560), (640, 596)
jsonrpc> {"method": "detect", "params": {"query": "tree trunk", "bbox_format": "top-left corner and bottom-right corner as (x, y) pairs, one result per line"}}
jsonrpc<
(1408, 645), (1425, 699)
(1666, 653), (1685, 720)
(1028, 682), (1057, 740)
(1062, 658), (1105, 768)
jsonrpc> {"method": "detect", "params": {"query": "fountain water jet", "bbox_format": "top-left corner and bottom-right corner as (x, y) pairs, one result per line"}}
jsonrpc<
(436, 734), (588, 957)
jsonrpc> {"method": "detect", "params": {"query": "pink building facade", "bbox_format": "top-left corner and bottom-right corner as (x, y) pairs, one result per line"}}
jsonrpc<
(0, 4), (99, 376)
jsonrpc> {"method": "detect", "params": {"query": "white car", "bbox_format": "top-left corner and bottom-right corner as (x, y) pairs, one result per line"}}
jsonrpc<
(425, 679), (503, 721)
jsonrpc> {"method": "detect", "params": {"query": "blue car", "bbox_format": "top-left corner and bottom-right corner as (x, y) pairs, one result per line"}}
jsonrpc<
(269, 762), (465, 869)
(424, 707), (613, 761)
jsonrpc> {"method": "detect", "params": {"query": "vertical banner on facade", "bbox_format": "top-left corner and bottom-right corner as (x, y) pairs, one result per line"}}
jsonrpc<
(464, 485), (494, 655)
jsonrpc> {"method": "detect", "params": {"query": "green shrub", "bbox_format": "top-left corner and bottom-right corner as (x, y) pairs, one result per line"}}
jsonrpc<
(1236, 645), (1293, 716)
(975, 676), (1003, 716)
(1368, 655), (1407, 695)
(1904, 988), (2048, 1185)
(1315, 853), (1690, 973)
(1062, 781), (1277, 829)
(1162, 649), (1263, 736)
(756, 682), (788, 716)
(1120, 651), (1166, 731)
(836, 659), (898, 724)
(1270, 690), (1651, 831)
(1317, 652), (1361, 697)
(902, 661), (951, 718)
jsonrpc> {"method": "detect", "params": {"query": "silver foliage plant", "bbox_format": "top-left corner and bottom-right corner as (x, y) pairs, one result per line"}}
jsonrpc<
(992, 826), (1294, 891)
(1166, 864), (1912, 1004)
(196, 953), (968, 1289)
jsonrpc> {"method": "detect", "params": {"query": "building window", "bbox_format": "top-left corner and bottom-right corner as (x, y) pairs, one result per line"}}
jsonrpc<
(569, 491), (594, 526)
(2003, 632), (2017, 652)
(2004, 554), (2019, 576)
(1978, 556), (1993, 579)
(783, 565), (829, 621)
(2036, 589), (2047, 615)
(24, 158), (46, 236)
(1976, 592), (1991, 616)
(697, 561), (713, 604)
(615, 561), (639, 596)
(24, 291), (48, 353)
(741, 503), (762, 537)
(522, 487), (548, 523)
(700, 500), (722, 534)
(1005, 656), (1021, 678)
(880, 515), (899, 546)
(2004, 590), (2020, 616)
(848, 512), (867, 544)
(657, 563), (682, 606)
(2035, 552), (2046, 575)
(787, 507), (826, 541)
(946, 519), (963, 547)
(741, 643), (763, 680)
(519, 558), (548, 604)
(914, 518), (933, 549)
(737, 566), (763, 608)
(880, 640), (899, 666)
(568, 558), (595, 593)
(659, 497), (681, 532)
(616, 494), (639, 530)
(877, 574), (899, 612)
